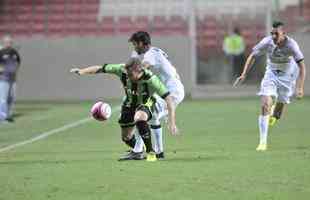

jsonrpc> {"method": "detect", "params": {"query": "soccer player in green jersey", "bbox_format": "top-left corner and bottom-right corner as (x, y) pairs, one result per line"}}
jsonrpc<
(70, 58), (178, 161)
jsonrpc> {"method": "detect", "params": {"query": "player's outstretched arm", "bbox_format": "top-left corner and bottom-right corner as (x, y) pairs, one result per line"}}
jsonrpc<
(233, 53), (256, 87)
(70, 65), (103, 75)
(296, 60), (306, 99)
(165, 95), (178, 136)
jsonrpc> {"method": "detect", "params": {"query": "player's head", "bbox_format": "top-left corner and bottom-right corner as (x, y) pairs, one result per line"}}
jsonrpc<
(271, 21), (286, 45)
(125, 57), (143, 81)
(129, 31), (151, 54)
(3, 35), (12, 48)
(233, 27), (241, 35)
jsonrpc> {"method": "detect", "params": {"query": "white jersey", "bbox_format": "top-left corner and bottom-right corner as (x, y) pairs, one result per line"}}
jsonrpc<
(131, 47), (183, 94)
(254, 36), (303, 103)
(252, 36), (304, 74)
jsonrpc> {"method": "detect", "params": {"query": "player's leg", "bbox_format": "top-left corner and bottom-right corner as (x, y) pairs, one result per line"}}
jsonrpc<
(134, 106), (156, 161)
(118, 126), (146, 161)
(0, 80), (10, 121)
(6, 82), (16, 122)
(269, 102), (285, 126)
(131, 97), (167, 159)
(152, 86), (184, 159)
(118, 106), (145, 161)
(257, 71), (277, 151)
(132, 131), (145, 153)
(269, 77), (293, 128)
(121, 126), (135, 148)
(149, 97), (167, 159)
(257, 95), (273, 151)
(118, 106), (137, 148)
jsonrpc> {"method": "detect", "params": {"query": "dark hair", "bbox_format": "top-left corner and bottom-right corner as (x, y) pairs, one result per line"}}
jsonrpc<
(233, 27), (241, 35)
(128, 31), (151, 45)
(272, 21), (284, 28)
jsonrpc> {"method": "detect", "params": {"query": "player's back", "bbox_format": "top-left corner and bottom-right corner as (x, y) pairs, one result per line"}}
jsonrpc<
(132, 47), (182, 88)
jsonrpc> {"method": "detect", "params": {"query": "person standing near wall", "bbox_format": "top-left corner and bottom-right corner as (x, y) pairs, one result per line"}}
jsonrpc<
(223, 27), (246, 81)
(0, 35), (21, 123)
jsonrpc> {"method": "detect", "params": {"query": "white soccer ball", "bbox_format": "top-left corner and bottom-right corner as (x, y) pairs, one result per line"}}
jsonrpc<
(90, 101), (112, 121)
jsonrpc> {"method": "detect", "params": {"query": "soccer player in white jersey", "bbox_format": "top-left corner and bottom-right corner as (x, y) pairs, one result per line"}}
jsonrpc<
(120, 31), (185, 160)
(234, 21), (306, 151)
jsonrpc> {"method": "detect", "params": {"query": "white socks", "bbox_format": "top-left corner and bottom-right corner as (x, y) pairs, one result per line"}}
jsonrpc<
(152, 127), (163, 154)
(258, 115), (269, 145)
(132, 126), (164, 154)
(133, 131), (144, 153)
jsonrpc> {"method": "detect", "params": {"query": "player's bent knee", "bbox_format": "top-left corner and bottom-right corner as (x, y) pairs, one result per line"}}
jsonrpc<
(134, 111), (148, 122)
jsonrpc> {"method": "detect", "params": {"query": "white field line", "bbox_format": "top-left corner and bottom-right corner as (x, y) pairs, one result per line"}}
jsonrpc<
(0, 107), (119, 153)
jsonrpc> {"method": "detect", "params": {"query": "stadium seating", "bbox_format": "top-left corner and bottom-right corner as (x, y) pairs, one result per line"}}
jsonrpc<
(0, 0), (306, 39)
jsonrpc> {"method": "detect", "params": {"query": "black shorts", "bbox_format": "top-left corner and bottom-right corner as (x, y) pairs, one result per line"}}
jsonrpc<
(118, 105), (152, 128)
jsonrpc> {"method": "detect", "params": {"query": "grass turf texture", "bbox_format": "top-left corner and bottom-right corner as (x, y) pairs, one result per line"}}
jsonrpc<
(0, 98), (309, 200)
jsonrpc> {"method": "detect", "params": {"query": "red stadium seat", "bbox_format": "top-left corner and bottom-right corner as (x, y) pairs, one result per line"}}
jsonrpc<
(13, 23), (32, 37)
(151, 16), (170, 35)
(167, 16), (188, 35)
(133, 16), (150, 31)
(117, 17), (135, 33)
(66, 4), (82, 15)
(17, 4), (32, 14)
(98, 17), (115, 35)
(48, 4), (66, 14)
(32, 22), (45, 34)
(47, 22), (66, 36)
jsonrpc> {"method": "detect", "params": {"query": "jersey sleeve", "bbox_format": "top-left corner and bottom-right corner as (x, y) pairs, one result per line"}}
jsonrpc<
(101, 64), (125, 77)
(252, 36), (270, 58)
(290, 39), (304, 63)
(148, 75), (170, 99)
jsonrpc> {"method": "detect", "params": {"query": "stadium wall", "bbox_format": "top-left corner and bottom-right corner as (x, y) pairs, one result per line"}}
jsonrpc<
(15, 36), (191, 101)
(14, 33), (310, 101)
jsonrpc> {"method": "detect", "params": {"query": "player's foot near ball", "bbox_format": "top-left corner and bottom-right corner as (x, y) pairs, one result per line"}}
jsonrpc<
(118, 151), (145, 161)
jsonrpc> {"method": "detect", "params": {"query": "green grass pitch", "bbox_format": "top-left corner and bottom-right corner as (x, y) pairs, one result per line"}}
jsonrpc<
(0, 98), (309, 200)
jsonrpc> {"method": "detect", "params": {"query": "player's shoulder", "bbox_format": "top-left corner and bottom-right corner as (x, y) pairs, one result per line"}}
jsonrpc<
(286, 36), (300, 47)
(259, 36), (273, 44)
(146, 46), (163, 55)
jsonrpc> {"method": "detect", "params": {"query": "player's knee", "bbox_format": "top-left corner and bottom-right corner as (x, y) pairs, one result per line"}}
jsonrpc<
(261, 103), (271, 115)
(136, 120), (151, 139)
(134, 111), (148, 121)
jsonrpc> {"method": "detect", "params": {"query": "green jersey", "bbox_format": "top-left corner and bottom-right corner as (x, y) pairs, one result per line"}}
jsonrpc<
(100, 64), (170, 107)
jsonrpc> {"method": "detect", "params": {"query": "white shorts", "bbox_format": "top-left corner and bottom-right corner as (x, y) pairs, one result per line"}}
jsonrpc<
(258, 68), (298, 104)
(149, 81), (184, 125)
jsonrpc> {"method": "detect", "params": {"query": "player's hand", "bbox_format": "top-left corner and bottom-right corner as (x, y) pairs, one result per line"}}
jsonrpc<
(168, 123), (179, 136)
(296, 87), (304, 99)
(233, 75), (246, 87)
(70, 68), (81, 75)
